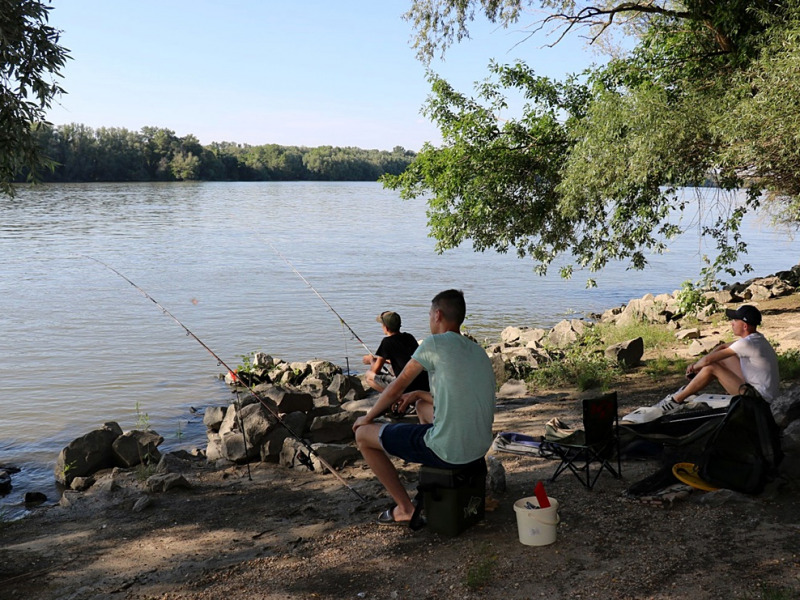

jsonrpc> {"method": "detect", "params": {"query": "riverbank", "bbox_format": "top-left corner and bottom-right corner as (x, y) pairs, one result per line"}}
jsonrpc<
(1, 293), (799, 599)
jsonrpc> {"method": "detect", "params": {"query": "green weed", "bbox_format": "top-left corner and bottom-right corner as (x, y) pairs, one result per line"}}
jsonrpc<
(675, 279), (718, 317)
(135, 460), (157, 482)
(527, 351), (618, 392)
(644, 355), (691, 379)
(594, 321), (676, 352)
(465, 547), (498, 590)
(135, 400), (150, 431)
(174, 420), (185, 442)
(237, 353), (256, 374)
(777, 348), (800, 381)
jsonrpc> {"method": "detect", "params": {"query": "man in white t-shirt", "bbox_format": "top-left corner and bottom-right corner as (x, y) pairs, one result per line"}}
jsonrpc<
(652, 304), (780, 415)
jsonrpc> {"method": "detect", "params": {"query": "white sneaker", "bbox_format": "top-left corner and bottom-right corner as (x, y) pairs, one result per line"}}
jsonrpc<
(652, 394), (683, 416)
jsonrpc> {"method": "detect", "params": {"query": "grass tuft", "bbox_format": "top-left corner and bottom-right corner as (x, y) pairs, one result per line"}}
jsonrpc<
(465, 547), (498, 590)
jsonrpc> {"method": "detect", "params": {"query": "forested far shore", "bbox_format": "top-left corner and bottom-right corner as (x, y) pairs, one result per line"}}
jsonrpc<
(17, 123), (416, 183)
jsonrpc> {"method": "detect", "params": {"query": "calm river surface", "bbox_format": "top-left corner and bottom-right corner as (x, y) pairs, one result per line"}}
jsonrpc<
(1, 181), (797, 516)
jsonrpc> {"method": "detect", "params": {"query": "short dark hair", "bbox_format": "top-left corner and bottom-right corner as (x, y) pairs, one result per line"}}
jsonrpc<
(431, 289), (466, 325)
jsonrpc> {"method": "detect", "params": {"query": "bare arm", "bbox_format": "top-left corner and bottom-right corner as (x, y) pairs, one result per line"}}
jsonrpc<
(369, 356), (387, 375)
(353, 359), (425, 430)
(687, 343), (736, 376)
(396, 390), (432, 413)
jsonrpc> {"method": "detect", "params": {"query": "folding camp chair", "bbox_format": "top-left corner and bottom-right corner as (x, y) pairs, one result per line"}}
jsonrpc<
(549, 392), (622, 490)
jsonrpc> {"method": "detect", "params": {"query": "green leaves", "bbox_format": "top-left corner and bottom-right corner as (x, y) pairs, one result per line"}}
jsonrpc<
(384, 63), (575, 268)
(395, 0), (798, 284)
(1, 0), (70, 196)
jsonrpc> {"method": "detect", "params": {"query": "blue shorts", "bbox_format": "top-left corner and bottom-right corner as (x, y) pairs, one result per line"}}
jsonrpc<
(379, 423), (461, 469)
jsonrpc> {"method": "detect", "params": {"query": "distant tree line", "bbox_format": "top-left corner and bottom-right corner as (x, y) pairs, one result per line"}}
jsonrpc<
(19, 123), (416, 183)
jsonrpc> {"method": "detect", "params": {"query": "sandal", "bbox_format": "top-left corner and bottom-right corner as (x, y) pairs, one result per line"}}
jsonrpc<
(377, 505), (410, 525)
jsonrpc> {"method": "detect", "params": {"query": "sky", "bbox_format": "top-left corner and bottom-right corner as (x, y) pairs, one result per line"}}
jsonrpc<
(44, 1), (607, 152)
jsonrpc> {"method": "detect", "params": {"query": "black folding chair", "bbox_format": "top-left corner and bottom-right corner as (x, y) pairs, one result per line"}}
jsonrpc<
(549, 392), (622, 490)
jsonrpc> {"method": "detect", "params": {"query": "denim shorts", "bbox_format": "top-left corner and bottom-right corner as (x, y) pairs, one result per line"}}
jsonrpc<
(379, 423), (460, 469)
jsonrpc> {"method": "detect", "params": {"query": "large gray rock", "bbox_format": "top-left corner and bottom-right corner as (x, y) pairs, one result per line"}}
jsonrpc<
(771, 386), (800, 429)
(489, 352), (507, 387)
(782, 419), (800, 453)
(308, 359), (341, 384)
(279, 438), (315, 469)
(203, 406), (226, 431)
(145, 473), (191, 493)
(155, 451), (202, 475)
(265, 388), (315, 413)
(279, 438), (358, 473)
(112, 430), (163, 468)
(688, 338), (722, 356)
(600, 305), (624, 323)
(260, 412), (308, 461)
(779, 420), (800, 479)
(498, 379), (528, 398)
(308, 443), (361, 473)
(744, 277), (794, 300)
(327, 374), (367, 401)
(500, 326), (522, 344)
(340, 399), (375, 413)
(54, 422), (123, 486)
(548, 319), (587, 348)
(308, 412), (360, 443)
(519, 328), (547, 347)
(252, 352), (274, 368)
(501, 346), (539, 364)
(206, 433), (224, 461)
(676, 328), (701, 341)
(605, 337), (644, 367)
(299, 377), (326, 397)
(704, 289), (741, 304)
(219, 430), (252, 463)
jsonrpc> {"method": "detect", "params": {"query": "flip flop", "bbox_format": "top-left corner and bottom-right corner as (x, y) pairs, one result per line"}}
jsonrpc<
(377, 505), (410, 525)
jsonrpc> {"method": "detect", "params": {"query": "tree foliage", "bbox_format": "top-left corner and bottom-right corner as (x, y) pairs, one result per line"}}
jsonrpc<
(390, 0), (799, 283)
(22, 123), (415, 183)
(0, 0), (69, 196)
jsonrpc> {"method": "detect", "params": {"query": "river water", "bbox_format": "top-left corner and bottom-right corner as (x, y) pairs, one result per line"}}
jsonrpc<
(0, 181), (797, 517)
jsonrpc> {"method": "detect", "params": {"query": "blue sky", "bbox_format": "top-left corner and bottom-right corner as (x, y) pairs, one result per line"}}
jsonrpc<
(45, 1), (605, 151)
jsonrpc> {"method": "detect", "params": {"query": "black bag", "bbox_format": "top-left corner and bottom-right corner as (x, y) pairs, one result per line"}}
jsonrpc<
(699, 385), (784, 494)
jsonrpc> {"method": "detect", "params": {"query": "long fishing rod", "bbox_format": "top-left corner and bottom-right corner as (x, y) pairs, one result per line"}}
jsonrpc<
(82, 255), (367, 503)
(263, 240), (375, 356)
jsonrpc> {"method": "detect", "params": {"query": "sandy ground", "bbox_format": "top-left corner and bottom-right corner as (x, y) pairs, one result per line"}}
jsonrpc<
(1, 296), (799, 600)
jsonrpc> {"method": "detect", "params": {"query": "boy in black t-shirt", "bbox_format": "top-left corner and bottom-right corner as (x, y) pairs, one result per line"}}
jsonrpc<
(362, 310), (430, 394)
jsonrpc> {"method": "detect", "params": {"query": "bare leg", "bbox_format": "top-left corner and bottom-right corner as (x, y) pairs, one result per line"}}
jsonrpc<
(416, 402), (434, 424)
(364, 371), (386, 393)
(674, 356), (745, 403)
(354, 424), (414, 521)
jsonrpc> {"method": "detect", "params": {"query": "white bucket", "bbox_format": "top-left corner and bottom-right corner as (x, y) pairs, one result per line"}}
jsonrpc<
(513, 496), (560, 546)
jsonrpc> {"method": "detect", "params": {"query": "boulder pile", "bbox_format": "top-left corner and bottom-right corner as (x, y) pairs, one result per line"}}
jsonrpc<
(41, 265), (800, 499)
(491, 266), (800, 381)
(207, 354), (368, 471)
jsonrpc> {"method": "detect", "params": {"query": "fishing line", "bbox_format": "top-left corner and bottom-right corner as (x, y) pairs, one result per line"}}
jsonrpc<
(260, 238), (393, 382)
(258, 236), (375, 354)
(81, 255), (367, 503)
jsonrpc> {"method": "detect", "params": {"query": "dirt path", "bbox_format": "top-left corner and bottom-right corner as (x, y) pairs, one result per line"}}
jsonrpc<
(1, 297), (799, 600)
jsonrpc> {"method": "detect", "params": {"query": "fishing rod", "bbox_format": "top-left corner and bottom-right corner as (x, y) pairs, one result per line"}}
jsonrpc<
(82, 255), (367, 503)
(263, 240), (375, 357)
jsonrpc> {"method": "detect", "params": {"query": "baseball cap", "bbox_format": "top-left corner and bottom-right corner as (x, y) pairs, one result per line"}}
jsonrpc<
(725, 305), (762, 326)
(376, 311), (401, 331)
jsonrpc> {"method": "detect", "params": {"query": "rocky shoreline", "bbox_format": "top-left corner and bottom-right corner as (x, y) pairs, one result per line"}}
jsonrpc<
(9, 264), (798, 514)
(3, 267), (800, 600)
